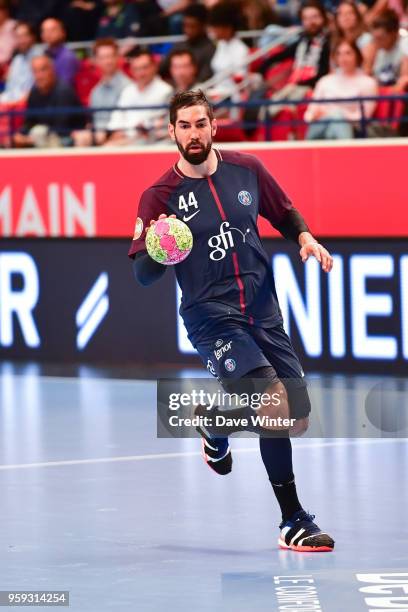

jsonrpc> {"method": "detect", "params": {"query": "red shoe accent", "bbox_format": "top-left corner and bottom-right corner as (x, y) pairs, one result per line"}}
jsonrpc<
(278, 538), (333, 552)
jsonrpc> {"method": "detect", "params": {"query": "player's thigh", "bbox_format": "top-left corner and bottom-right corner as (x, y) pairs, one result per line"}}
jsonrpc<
(194, 325), (271, 382)
(252, 324), (311, 419)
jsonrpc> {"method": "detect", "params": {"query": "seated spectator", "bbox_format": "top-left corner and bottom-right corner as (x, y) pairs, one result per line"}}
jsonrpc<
(61, 0), (104, 42)
(106, 48), (173, 145)
(304, 39), (378, 138)
(168, 49), (199, 92)
(241, 0), (278, 30)
(365, 10), (408, 89)
(1, 21), (41, 102)
(260, 0), (331, 113)
(367, 0), (408, 28)
(73, 38), (132, 147)
(0, 0), (17, 73)
(333, 0), (372, 50)
(208, 1), (250, 96)
(41, 18), (79, 86)
(157, 0), (192, 35)
(160, 4), (215, 83)
(96, 0), (141, 38)
(13, 55), (85, 147)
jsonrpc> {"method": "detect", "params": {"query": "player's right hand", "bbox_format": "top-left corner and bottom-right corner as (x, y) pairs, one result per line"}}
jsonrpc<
(146, 213), (176, 233)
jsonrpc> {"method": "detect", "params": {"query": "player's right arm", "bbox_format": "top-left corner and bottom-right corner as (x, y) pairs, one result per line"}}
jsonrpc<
(133, 214), (176, 286)
(128, 188), (170, 286)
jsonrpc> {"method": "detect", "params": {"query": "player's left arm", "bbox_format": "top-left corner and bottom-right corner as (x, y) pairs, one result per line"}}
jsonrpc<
(256, 159), (333, 273)
(275, 209), (333, 273)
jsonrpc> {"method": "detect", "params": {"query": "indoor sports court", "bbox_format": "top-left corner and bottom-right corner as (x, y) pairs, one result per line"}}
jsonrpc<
(0, 365), (407, 611)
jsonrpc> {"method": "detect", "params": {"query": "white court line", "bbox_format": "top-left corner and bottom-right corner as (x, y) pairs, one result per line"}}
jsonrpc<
(0, 439), (403, 472)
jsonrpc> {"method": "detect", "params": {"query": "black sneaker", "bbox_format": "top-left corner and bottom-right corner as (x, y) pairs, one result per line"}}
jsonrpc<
(278, 510), (335, 552)
(196, 425), (232, 476)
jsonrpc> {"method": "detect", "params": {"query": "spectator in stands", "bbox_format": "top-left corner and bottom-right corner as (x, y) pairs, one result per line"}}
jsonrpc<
(241, 0), (277, 30)
(155, 0), (192, 35)
(73, 38), (132, 146)
(13, 55), (85, 147)
(365, 10), (408, 89)
(260, 0), (331, 112)
(15, 0), (62, 28)
(333, 0), (372, 50)
(105, 48), (172, 145)
(208, 1), (250, 96)
(0, 0), (17, 72)
(367, 0), (408, 28)
(168, 49), (198, 91)
(1, 21), (41, 102)
(61, 0), (103, 42)
(304, 39), (378, 138)
(41, 17), (79, 85)
(160, 4), (215, 83)
(96, 0), (141, 38)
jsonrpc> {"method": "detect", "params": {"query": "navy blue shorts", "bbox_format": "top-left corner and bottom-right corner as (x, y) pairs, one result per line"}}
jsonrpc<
(194, 323), (310, 419)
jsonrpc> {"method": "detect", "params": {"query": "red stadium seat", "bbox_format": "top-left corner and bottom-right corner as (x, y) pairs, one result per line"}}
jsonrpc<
(374, 86), (404, 131)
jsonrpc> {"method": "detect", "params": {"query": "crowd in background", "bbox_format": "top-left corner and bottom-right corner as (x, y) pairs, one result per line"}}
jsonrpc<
(0, 0), (407, 146)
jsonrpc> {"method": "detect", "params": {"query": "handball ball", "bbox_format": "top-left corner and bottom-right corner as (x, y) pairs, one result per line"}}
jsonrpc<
(146, 217), (193, 265)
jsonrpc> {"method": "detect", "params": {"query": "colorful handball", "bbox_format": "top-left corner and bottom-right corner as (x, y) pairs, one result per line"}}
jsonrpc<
(146, 217), (193, 265)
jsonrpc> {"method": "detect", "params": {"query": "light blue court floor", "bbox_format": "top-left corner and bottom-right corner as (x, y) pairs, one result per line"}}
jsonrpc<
(0, 364), (407, 612)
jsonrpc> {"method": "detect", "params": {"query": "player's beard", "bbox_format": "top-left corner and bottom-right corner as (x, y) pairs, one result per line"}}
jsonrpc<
(175, 136), (212, 165)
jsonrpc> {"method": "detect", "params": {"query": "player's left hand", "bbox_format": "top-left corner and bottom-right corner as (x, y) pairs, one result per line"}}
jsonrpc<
(300, 242), (333, 272)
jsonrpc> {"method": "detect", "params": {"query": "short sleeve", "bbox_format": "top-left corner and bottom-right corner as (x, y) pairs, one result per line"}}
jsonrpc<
(128, 188), (168, 258)
(256, 158), (293, 226)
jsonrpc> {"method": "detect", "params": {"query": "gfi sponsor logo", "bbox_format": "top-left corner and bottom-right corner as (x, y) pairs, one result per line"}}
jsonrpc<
(214, 340), (232, 360)
(357, 572), (408, 610)
(208, 221), (250, 261)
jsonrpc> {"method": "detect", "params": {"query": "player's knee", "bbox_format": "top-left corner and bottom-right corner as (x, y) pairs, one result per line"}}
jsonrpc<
(290, 416), (309, 437)
(256, 380), (290, 429)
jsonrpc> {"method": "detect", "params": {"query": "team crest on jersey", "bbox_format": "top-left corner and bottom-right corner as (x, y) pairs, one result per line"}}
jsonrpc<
(133, 217), (144, 240)
(238, 190), (252, 206)
(224, 358), (236, 372)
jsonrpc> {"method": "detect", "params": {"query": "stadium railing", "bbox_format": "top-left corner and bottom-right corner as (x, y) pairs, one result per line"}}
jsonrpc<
(0, 92), (407, 146)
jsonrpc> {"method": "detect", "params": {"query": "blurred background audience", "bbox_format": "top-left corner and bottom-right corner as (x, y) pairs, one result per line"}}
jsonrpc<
(0, 0), (406, 147)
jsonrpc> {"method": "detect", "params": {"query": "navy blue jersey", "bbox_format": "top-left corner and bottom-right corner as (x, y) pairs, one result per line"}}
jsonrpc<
(129, 149), (294, 344)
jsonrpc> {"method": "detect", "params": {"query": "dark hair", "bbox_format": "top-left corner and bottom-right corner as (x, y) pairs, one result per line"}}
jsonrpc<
(183, 4), (208, 22)
(126, 45), (155, 61)
(208, 2), (241, 31)
(168, 48), (198, 67)
(372, 9), (400, 32)
(15, 20), (36, 37)
(333, 38), (363, 66)
(93, 37), (119, 55)
(299, 0), (328, 24)
(0, 0), (10, 11)
(169, 89), (214, 125)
